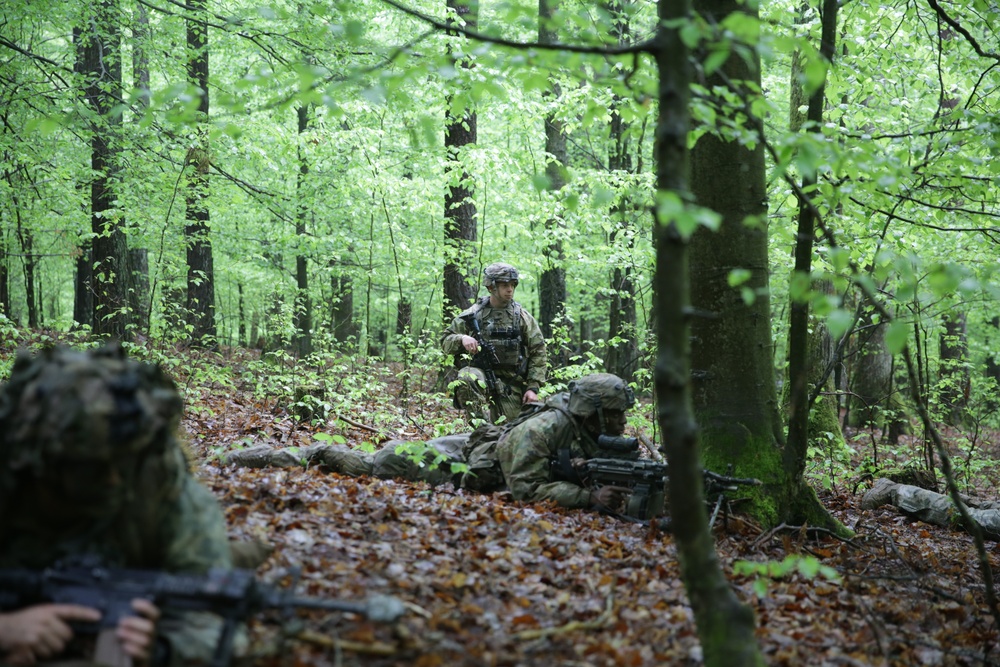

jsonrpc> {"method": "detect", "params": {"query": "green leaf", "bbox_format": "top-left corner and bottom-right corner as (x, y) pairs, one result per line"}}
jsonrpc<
(885, 320), (909, 354)
(704, 47), (730, 76)
(532, 173), (552, 192)
(826, 309), (853, 340)
(728, 269), (752, 287)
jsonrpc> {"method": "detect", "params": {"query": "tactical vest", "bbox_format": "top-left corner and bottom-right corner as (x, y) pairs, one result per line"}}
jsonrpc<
(464, 297), (525, 375)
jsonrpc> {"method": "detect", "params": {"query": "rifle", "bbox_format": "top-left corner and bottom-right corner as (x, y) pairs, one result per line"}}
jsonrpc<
(459, 313), (508, 397)
(0, 560), (405, 667)
(580, 457), (761, 526)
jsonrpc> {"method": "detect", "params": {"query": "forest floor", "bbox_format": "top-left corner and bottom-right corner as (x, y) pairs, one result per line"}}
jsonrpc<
(4, 338), (999, 665)
(165, 349), (1000, 667)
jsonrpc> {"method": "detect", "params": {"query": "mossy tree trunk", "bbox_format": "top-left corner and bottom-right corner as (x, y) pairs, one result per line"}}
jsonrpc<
(654, 1), (764, 663)
(689, 0), (846, 535)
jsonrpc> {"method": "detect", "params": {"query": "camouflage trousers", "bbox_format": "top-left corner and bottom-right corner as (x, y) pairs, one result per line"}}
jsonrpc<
(225, 435), (507, 494)
(226, 438), (467, 487)
(453, 367), (524, 425)
(892, 484), (1000, 539)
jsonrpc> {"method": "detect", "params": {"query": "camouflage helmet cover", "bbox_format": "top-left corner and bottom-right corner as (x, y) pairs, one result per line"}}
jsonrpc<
(567, 373), (635, 418)
(483, 262), (519, 287)
(0, 344), (183, 478)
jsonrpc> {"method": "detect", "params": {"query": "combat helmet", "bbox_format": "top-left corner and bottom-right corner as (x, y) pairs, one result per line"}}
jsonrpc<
(567, 373), (635, 419)
(483, 262), (519, 288)
(0, 343), (183, 481)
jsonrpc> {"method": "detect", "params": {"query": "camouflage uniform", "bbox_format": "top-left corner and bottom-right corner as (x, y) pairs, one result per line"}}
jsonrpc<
(440, 263), (547, 424)
(861, 478), (1000, 539)
(0, 345), (234, 667)
(496, 374), (635, 509)
(228, 374), (636, 511)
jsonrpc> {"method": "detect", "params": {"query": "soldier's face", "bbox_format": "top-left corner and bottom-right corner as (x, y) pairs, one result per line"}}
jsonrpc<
(602, 409), (627, 436)
(491, 281), (517, 306)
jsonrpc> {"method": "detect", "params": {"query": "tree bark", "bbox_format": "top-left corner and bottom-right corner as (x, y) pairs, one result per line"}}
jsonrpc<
(84, 0), (130, 340)
(537, 0), (568, 364)
(185, 0), (216, 344)
(294, 103), (313, 357)
(656, 1), (764, 663)
(938, 311), (968, 425)
(785, 0), (841, 497)
(604, 0), (639, 384)
(330, 270), (357, 344)
(442, 0), (478, 320)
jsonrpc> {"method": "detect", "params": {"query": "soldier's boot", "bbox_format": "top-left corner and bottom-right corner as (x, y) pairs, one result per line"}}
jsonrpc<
(861, 478), (899, 509)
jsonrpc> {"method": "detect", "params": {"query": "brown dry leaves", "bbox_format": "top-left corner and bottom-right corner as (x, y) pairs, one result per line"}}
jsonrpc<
(185, 367), (999, 667)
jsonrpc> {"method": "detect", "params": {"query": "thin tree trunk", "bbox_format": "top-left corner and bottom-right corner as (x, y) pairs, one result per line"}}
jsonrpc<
(538, 0), (568, 363)
(185, 0), (216, 344)
(129, 248), (150, 334)
(604, 0), (639, 383)
(84, 0), (129, 340)
(0, 231), (9, 318)
(655, 1), (763, 663)
(294, 103), (313, 357)
(442, 0), (478, 320)
(939, 311), (968, 425)
(785, 0), (839, 483)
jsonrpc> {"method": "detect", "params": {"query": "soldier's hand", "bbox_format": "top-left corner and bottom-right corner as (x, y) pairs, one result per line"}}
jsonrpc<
(589, 485), (631, 511)
(461, 335), (479, 353)
(116, 598), (161, 663)
(522, 388), (538, 404)
(0, 603), (101, 664)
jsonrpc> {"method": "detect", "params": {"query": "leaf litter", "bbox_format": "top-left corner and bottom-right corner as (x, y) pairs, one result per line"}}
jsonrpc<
(177, 363), (1000, 667)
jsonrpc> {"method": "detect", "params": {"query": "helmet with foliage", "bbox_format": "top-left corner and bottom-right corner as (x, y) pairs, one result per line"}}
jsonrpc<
(483, 262), (519, 288)
(0, 343), (183, 481)
(567, 373), (635, 418)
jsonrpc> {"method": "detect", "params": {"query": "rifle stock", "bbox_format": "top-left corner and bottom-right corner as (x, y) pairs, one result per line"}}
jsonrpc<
(0, 562), (405, 667)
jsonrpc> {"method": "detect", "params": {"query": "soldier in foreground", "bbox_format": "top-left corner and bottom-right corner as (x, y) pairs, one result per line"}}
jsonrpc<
(229, 373), (635, 513)
(440, 262), (547, 424)
(0, 345), (234, 666)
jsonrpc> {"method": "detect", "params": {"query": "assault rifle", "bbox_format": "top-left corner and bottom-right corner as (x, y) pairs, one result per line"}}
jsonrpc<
(581, 456), (761, 526)
(459, 312), (508, 397)
(0, 560), (405, 667)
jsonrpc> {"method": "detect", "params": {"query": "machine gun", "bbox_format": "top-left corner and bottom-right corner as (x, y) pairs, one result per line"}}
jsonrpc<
(0, 560), (405, 667)
(580, 457), (761, 526)
(459, 312), (508, 397)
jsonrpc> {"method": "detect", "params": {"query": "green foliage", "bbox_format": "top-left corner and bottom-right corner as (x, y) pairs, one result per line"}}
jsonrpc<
(733, 554), (842, 598)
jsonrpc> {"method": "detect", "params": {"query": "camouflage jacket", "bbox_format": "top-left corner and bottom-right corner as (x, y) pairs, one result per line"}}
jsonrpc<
(495, 394), (598, 508)
(0, 446), (233, 667)
(440, 297), (547, 389)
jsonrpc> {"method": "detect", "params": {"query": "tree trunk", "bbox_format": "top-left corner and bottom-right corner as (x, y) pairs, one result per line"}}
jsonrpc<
(238, 282), (246, 346)
(656, 1), (764, 663)
(987, 317), (1000, 395)
(396, 298), (412, 336)
(185, 0), (216, 345)
(783, 0), (844, 528)
(0, 233), (9, 318)
(330, 271), (357, 344)
(84, 0), (129, 340)
(442, 0), (478, 320)
(604, 0), (639, 384)
(938, 310), (968, 425)
(848, 312), (894, 426)
(128, 3), (151, 337)
(538, 0), (568, 365)
(129, 248), (150, 334)
(294, 103), (313, 357)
